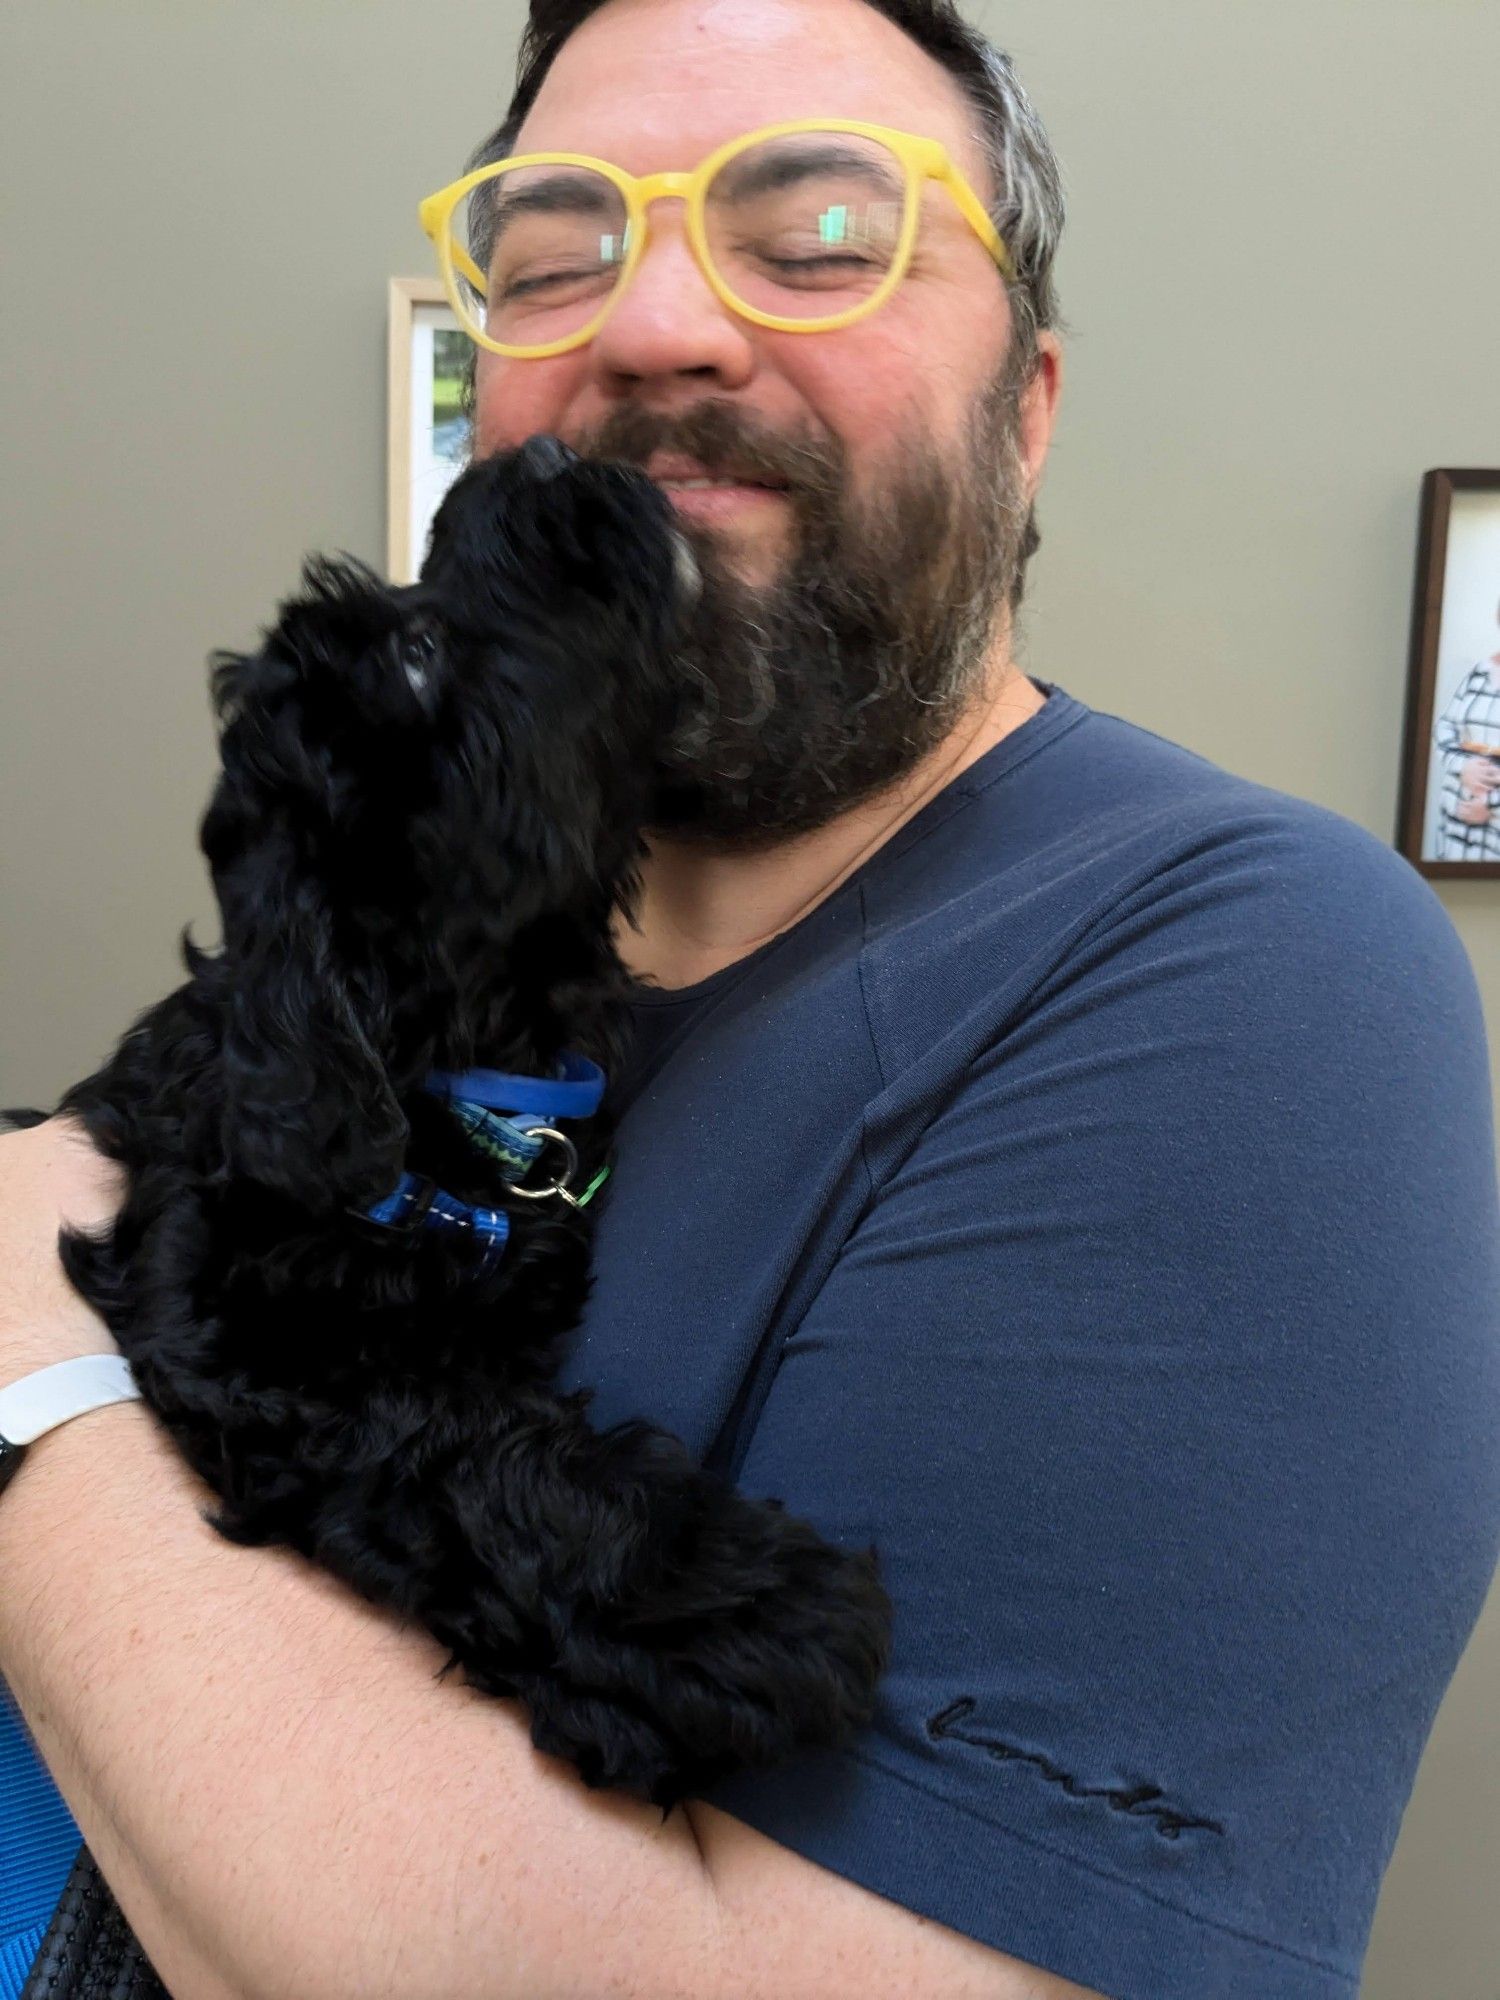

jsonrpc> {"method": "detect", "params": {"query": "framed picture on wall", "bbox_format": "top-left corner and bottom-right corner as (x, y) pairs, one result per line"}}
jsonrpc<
(387, 277), (472, 584)
(1396, 468), (1500, 879)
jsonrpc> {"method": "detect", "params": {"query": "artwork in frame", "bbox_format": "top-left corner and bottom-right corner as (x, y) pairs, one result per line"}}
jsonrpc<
(387, 277), (473, 585)
(1397, 468), (1500, 878)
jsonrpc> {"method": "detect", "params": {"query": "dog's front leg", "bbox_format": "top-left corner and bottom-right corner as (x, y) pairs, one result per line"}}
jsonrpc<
(379, 1388), (893, 1814)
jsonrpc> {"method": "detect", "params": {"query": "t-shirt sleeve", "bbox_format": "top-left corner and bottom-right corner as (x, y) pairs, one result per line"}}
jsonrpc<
(694, 809), (1500, 2000)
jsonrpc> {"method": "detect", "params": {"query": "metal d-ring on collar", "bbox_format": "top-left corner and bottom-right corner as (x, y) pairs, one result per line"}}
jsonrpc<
(353, 1052), (608, 1267)
(494, 1123), (580, 1202)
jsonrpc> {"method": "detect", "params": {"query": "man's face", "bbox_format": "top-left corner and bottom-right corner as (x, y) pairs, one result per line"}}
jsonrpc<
(470, 0), (1060, 849)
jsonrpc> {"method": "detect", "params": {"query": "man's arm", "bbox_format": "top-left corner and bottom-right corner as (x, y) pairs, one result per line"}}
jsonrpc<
(0, 1392), (724, 2000)
(0, 1119), (717, 1999)
(0, 1121), (1094, 2000)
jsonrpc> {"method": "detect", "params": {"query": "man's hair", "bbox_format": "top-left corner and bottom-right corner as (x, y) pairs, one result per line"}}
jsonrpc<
(456, 0), (1069, 386)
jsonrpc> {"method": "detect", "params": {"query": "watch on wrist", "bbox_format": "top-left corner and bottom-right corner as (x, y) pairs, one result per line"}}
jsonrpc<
(0, 1355), (143, 1498)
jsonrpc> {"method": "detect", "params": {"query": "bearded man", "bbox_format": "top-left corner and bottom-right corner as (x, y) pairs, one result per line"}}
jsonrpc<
(0, 2), (1495, 1996)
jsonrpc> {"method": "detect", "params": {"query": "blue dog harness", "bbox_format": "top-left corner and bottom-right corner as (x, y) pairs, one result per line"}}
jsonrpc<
(358, 1051), (609, 1272)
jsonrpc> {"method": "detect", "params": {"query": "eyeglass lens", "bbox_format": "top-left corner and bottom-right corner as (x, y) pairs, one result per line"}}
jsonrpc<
(446, 130), (910, 349)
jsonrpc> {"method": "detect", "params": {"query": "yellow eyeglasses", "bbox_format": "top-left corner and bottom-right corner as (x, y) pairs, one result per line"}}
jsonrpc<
(418, 117), (1016, 360)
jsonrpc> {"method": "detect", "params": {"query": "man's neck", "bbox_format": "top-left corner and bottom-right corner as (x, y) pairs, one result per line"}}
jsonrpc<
(611, 664), (1047, 994)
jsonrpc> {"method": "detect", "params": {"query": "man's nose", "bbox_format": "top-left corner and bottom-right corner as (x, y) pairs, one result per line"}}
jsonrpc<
(584, 199), (755, 379)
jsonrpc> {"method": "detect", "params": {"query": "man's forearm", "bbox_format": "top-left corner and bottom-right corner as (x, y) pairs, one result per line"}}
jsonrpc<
(0, 1404), (319, 1998)
(0, 1397), (719, 2000)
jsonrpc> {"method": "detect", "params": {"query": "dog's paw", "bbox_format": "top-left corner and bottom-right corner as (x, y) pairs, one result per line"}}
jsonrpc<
(539, 1493), (895, 1803)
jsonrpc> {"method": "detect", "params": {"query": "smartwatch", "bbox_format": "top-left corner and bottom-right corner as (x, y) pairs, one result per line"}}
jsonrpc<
(0, 1355), (143, 1499)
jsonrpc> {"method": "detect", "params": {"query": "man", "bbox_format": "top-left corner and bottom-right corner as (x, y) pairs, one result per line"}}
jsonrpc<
(1, 1), (1496, 1995)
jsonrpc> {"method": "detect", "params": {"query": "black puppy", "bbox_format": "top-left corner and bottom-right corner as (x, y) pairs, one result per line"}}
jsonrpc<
(13, 435), (891, 1815)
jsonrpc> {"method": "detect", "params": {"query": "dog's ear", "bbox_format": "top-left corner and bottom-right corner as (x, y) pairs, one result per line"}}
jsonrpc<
(208, 809), (409, 1215)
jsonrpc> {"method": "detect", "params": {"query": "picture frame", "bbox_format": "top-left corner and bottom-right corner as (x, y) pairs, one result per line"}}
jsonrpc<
(1396, 468), (1500, 878)
(386, 276), (472, 584)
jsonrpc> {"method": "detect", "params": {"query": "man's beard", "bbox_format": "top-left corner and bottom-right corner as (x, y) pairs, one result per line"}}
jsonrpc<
(575, 355), (1037, 850)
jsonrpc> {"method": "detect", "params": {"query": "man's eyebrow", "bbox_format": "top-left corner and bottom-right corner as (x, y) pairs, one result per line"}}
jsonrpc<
(488, 172), (617, 245)
(485, 138), (908, 246)
(712, 140), (906, 203)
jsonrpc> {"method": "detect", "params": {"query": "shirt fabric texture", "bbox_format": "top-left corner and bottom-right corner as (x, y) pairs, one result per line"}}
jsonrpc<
(549, 676), (1500, 1999)
(2, 677), (1497, 1998)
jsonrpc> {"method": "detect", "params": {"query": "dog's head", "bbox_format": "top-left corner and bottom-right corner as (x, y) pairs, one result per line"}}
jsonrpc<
(198, 435), (700, 1210)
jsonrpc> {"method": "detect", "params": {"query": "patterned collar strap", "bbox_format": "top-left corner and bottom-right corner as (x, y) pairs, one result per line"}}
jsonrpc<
(362, 1171), (512, 1272)
(442, 1099), (549, 1179)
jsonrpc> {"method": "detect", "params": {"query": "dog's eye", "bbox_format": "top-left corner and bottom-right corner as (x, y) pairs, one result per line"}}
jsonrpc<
(398, 629), (439, 701)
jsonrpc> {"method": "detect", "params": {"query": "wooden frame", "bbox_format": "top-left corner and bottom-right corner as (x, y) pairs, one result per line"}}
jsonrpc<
(386, 277), (472, 584)
(1396, 468), (1500, 878)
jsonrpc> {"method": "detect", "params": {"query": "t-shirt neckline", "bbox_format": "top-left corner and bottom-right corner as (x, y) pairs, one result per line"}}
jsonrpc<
(623, 676), (1085, 1009)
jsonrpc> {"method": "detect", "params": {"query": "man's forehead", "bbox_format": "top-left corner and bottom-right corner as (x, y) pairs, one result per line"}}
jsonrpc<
(512, 0), (983, 188)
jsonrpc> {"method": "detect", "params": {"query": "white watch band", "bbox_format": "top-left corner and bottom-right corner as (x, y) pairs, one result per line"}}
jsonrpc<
(0, 1354), (143, 1447)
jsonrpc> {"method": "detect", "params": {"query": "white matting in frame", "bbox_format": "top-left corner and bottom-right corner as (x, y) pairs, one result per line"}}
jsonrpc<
(387, 277), (473, 584)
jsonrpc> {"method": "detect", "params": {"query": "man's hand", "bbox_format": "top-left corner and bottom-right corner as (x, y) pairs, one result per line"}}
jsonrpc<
(0, 1116), (125, 1381)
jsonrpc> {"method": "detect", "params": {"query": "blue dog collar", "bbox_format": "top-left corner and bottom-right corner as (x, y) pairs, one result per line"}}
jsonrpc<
(424, 1051), (606, 1120)
(356, 1052), (609, 1268)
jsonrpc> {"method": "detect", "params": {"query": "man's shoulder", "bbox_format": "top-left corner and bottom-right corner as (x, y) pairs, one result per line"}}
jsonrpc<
(862, 693), (1469, 1081)
(993, 690), (1423, 891)
(1069, 724), (1462, 980)
(874, 685), (1407, 915)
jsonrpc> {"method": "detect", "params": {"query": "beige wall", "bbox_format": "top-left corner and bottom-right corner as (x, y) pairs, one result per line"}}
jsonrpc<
(3, 2), (1496, 1991)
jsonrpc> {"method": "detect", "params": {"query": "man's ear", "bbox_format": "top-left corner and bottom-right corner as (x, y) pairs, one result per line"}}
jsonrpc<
(210, 818), (409, 1215)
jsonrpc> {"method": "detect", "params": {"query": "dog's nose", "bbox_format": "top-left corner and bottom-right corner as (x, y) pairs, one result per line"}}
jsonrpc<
(520, 434), (578, 481)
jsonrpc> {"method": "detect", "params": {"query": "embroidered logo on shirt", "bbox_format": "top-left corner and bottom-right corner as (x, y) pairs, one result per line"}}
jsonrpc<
(927, 1697), (1224, 1840)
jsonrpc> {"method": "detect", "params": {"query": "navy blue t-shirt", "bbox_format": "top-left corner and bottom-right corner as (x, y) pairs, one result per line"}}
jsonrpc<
(550, 676), (1500, 2000)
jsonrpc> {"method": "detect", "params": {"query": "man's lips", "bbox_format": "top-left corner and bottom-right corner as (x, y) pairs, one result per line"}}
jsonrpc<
(660, 483), (787, 520)
(645, 455), (788, 490)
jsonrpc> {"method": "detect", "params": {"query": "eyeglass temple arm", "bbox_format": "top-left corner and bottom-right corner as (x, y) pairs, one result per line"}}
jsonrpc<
(937, 168), (1017, 282)
(419, 198), (489, 294)
(452, 242), (487, 293)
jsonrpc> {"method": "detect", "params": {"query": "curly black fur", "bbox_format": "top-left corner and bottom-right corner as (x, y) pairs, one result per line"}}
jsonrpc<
(9, 436), (891, 1816)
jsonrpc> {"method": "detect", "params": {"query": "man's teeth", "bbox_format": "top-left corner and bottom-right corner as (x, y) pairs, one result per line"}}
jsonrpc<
(661, 477), (765, 489)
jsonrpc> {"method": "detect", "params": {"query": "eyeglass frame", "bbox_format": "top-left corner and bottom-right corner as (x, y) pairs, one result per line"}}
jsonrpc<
(417, 116), (1017, 360)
